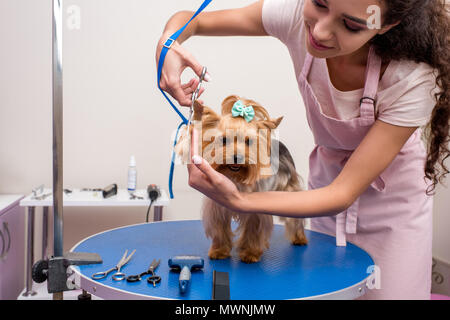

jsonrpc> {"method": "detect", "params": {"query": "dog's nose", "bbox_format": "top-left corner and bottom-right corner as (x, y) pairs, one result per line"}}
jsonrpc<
(233, 155), (244, 164)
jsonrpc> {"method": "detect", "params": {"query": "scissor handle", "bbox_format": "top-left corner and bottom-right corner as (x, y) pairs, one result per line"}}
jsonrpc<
(112, 272), (126, 281)
(91, 267), (116, 280)
(199, 66), (207, 82)
(147, 275), (161, 287)
(191, 66), (207, 105)
(126, 274), (142, 282)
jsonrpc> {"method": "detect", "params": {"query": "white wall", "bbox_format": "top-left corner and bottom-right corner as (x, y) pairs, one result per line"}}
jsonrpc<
(0, 0), (448, 267)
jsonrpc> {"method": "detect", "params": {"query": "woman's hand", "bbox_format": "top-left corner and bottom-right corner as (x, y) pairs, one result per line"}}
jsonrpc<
(187, 128), (246, 213)
(156, 33), (210, 107)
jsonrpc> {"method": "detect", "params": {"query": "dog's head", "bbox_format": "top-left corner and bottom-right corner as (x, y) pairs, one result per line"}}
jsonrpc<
(175, 95), (283, 185)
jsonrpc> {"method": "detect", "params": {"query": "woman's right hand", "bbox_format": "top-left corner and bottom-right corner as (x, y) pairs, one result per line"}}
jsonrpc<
(156, 33), (210, 107)
(155, 1), (265, 106)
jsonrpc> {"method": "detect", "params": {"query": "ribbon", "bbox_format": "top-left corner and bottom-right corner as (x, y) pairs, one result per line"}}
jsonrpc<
(231, 100), (255, 123)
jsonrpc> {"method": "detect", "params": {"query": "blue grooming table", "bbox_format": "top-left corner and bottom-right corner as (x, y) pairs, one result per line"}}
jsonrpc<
(70, 220), (374, 300)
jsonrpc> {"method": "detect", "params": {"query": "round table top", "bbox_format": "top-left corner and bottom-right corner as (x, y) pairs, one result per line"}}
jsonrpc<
(71, 220), (374, 300)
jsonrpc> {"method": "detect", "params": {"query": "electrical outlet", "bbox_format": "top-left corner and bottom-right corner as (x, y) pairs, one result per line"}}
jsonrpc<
(432, 257), (450, 296)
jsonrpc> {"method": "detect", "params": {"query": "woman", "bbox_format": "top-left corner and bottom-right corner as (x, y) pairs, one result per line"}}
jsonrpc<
(156, 0), (449, 299)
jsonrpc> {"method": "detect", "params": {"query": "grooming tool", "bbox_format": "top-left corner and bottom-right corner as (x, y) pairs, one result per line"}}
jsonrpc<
(188, 67), (207, 159)
(188, 66), (207, 129)
(147, 184), (161, 201)
(127, 155), (137, 195)
(81, 188), (103, 192)
(32, 184), (45, 197)
(102, 183), (118, 199)
(31, 184), (51, 200)
(157, 0), (213, 199)
(33, 193), (52, 200)
(212, 270), (230, 300)
(168, 255), (204, 293)
(126, 259), (161, 287)
(145, 184), (161, 223)
(129, 193), (144, 200)
(91, 249), (136, 281)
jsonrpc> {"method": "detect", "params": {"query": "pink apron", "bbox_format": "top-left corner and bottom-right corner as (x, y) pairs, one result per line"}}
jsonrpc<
(299, 46), (433, 299)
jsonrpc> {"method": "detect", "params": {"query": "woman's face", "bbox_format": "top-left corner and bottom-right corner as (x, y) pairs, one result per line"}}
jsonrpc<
(303, 0), (394, 59)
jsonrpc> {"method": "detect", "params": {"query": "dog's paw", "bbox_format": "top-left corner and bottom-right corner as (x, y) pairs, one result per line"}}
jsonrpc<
(239, 250), (262, 264)
(208, 247), (231, 260)
(290, 233), (308, 246)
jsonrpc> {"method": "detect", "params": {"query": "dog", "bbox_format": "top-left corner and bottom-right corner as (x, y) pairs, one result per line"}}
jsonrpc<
(175, 95), (307, 263)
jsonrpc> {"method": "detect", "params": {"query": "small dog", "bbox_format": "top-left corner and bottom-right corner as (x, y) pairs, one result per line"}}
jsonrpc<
(175, 95), (307, 263)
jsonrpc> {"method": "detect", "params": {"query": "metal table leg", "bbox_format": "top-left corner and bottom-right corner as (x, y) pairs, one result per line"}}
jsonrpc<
(153, 206), (163, 221)
(22, 206), (36, 297)
(42, 207), (48, 259)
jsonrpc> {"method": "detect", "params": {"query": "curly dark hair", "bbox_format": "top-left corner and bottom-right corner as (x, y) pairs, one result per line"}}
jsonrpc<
(370, 0), (450, 194)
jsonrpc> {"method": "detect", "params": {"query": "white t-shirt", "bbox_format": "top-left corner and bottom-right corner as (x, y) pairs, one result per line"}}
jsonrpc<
(262, 0), (438, 127)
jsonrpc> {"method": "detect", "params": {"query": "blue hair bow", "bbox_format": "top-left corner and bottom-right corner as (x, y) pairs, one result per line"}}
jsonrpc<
(231, 100), (255, 123)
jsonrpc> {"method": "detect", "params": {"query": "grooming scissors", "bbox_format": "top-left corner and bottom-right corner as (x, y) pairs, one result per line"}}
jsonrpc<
(126, 259), (161, 287)
(187, 66), (207, 159)
(91, 249), (136, 281)
(188, 66), (207, 130)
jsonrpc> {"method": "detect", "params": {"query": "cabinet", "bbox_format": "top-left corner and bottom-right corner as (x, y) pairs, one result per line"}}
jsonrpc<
(0, 195), (25, 300)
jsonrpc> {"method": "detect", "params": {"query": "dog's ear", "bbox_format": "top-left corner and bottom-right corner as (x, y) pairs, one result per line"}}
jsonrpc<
(196, 101), (220, 129)
(221, 95), (241, 115)
(257, 116), (283, 130)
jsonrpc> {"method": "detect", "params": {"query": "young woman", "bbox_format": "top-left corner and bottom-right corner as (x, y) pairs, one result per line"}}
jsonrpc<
(156, 0), (449, 299)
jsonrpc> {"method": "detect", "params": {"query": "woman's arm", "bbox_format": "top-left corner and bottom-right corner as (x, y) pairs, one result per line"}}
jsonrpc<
(239, 121), (418, 218)
(156, 1), (266, 106)
(160, 0), (267, 44)
(189, 121), (418, 218)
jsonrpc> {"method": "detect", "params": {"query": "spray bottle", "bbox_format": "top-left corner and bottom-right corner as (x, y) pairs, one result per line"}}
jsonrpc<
(127, 155), (137, 194)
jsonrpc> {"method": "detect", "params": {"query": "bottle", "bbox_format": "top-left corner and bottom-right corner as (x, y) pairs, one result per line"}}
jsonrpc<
(127, 155), (137, 194)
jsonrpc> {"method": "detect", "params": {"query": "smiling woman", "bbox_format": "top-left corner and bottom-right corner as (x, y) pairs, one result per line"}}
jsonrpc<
(303, 0), (399, 60)
(156, 0), (449, 299)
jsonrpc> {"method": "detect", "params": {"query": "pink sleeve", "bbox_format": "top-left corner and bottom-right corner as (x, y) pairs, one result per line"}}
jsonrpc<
(377, 64), (438, 127)
(262, 0), (305, 44)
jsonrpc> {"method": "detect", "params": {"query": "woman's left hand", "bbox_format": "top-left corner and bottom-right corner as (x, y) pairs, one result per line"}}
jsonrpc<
(187, 128), (245, 212)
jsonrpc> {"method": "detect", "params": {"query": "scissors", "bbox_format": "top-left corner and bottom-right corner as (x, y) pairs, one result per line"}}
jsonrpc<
(187, 66), (207, 158)
(188, 66), (207, 130)
(126, 259), (161, 287)
(91, 249), (136, 281)
(129, 193), (144, 200)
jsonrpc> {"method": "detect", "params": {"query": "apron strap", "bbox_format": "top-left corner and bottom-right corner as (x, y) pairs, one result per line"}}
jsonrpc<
(359, 45), (382, 127)
(336, 47), (383, 246)
(336, 176), (386, 246)
(336, 212), (347, 247)
(336, 198), (359, 247)
(346, 198), (359, 234)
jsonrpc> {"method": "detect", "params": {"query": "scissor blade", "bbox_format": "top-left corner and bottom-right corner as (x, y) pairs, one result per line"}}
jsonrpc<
(121, 249), (136, 266)
(187, 109), (193, 128)
(149, 259), (160, 271)
(117, 250), (128, 267)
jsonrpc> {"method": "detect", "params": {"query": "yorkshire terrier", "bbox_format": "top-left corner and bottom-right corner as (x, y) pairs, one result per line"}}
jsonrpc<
(175, 95), (307, 263)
